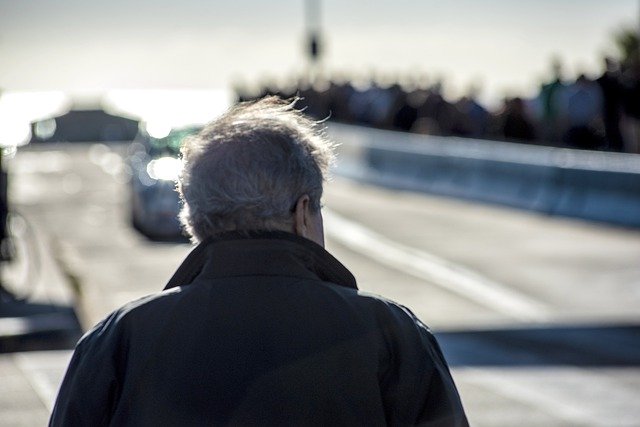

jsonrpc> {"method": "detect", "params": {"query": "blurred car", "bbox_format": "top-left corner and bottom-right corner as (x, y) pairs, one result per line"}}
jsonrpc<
(128, 124), (201, 240)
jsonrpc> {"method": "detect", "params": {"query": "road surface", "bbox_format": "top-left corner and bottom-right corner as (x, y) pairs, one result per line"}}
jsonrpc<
(4, 141), (640, 426)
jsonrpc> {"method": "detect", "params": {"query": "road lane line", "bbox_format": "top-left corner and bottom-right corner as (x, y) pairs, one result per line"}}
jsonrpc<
(324, 209), (551, 321)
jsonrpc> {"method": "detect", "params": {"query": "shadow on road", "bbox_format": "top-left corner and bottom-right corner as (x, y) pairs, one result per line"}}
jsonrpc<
(0, 295), (83, 353)
(436, 323), (640, 367)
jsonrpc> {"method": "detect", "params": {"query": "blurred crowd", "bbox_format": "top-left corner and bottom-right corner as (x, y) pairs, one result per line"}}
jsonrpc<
(235, 57), (640, 153)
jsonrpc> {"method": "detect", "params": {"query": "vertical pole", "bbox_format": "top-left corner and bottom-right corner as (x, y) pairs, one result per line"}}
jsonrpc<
(304, 0), (322, 83)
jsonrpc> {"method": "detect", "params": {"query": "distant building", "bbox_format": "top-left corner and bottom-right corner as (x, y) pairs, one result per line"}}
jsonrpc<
(31, 109), (139, 143)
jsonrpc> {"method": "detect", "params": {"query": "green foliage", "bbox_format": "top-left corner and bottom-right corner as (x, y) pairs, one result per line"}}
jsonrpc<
(614, 27), (639, 66)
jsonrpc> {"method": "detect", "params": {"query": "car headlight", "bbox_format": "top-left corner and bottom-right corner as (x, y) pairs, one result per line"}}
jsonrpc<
(146, 156), (181, 181)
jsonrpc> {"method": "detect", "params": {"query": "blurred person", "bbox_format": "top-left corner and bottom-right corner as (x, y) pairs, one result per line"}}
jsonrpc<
(620, 57), (640, 153)
(596, 57), (625, 151)
(561, 74), (605, 150)
(538, 57), (567, 143)
(50, 97), (468, 426)
(368, 80), (399, 129)
(453, 87), (489, 138)
(499, 97), (536, 142)
(367, 74), (407, 130)
(301, 77), (332, 120)
(347, 77), (380, 125)
(392, 89), (422, 132)
(326, 73), (356, 123)
(415, 83), (456, 136)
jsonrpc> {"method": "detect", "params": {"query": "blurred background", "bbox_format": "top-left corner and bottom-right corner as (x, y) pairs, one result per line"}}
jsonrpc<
(1, 1), (640, 426)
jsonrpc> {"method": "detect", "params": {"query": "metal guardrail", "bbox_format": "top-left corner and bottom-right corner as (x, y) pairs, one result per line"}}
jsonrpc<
(328, 123), (640, 228)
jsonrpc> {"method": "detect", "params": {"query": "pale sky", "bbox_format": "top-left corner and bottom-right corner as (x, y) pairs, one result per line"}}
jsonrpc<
(0, 0), (638, 105)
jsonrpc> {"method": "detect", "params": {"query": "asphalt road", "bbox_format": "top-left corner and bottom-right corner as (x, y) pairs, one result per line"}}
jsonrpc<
(6, 141), (640, 426)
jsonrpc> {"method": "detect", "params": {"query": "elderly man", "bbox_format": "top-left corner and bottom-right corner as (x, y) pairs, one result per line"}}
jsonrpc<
(50, 97), (468, 426)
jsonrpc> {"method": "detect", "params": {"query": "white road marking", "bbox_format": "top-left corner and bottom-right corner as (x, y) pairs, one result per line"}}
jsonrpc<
(324, 209), (551, 321)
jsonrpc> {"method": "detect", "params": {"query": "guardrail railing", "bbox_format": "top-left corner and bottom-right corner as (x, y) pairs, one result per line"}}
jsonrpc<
(329, 123), (640, 228)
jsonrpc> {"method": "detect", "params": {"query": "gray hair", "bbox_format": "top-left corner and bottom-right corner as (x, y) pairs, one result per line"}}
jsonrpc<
(178, 96), (335, 242)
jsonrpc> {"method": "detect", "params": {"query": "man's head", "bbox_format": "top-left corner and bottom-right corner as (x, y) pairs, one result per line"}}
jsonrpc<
(178, 96), (334, 246)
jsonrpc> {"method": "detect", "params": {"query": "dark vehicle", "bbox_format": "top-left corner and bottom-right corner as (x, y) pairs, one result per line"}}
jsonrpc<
(128, 125), (201, 240)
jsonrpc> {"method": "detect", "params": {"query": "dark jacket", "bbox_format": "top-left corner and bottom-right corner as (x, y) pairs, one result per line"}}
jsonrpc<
(50, 231), (468, 426)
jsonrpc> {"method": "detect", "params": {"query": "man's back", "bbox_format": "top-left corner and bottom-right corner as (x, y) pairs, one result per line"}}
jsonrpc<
(51, 233), (467, 426)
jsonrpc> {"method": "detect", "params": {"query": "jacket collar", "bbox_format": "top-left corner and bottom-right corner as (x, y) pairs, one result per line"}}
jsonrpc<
(164, 231), (357, 291)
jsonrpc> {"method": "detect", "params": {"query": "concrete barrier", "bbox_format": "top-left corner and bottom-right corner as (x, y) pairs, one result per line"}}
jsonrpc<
(328, 123), (640, 228)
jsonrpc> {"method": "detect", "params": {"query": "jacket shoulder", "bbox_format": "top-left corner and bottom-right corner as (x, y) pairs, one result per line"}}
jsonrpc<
(354, 288), (432, 329)
(76, 287), (184, 347)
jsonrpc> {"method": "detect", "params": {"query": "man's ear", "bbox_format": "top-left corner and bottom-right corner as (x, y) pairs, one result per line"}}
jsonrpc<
(292, 194), (311, 238)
